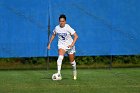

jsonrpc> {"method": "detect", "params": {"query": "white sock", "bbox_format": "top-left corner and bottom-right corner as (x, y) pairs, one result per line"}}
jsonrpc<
(71, 60), (76, 72)
(57, 55), (64, 74)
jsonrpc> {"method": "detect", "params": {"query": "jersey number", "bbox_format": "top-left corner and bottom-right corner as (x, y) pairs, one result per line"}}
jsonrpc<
(61, 36), (65, 40)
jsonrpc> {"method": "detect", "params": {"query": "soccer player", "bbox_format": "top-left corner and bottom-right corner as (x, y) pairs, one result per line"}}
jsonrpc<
(47, 14), (78, 80)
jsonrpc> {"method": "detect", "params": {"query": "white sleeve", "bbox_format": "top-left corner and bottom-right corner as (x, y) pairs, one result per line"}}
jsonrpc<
(53, 28), (57, 34)
(67, 25), (76, 35)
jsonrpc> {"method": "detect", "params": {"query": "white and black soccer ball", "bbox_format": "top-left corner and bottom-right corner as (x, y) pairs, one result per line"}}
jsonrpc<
(52, 73), (62, 80)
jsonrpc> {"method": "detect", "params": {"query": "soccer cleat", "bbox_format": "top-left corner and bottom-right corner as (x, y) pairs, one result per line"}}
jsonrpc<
(73, 76), (77, 80)
(73, 70), (77, 80)
(57, 73), (62, 80)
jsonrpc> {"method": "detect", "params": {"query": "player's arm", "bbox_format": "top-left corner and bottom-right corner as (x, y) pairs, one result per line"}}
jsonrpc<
(47, 33), (56, 50)
(68, 32), (78, 48)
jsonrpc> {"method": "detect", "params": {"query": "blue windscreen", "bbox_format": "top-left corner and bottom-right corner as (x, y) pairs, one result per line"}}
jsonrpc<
(0, 0), (140, 57)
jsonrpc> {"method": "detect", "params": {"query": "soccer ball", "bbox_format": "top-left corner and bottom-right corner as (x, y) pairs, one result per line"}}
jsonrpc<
(52, 73), (62, 80)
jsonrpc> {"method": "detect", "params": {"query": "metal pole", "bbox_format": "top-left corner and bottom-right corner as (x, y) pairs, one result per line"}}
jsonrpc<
(47, 2), (51, 70)
(47, 25), (50, 70)
(109, 55), (113, 70)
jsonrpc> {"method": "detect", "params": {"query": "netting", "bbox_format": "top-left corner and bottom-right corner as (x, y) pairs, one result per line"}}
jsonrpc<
(0, 0), (140, 57)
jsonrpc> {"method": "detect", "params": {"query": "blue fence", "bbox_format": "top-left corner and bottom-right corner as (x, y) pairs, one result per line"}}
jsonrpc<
(0, 0), (140, 57)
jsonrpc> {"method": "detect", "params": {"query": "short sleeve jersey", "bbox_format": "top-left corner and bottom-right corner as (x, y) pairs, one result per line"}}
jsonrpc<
(53, 24), (76, 47)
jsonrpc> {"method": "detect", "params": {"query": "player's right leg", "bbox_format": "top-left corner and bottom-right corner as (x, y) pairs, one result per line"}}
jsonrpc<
(57, 48), (65, 75)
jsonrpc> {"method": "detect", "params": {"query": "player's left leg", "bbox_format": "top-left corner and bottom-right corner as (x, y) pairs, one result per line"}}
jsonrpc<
(68, 53), (77, 80)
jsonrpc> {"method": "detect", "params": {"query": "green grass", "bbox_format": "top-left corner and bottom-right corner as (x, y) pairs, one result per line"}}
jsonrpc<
(0, 68), (139, 93)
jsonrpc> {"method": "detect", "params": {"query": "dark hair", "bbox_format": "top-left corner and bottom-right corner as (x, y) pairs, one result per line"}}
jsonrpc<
(59, 14), (66, 21)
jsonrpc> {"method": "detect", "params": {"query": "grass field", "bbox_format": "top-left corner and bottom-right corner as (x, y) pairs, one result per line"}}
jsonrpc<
(0, 68), (139, 93)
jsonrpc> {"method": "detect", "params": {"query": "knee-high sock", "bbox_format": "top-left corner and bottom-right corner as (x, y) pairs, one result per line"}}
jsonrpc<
(57, 55), (64, 74)
(70, 60), (76, 71)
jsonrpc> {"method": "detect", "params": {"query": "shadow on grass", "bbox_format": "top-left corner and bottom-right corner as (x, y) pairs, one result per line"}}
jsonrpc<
(40, 77), (68, 80)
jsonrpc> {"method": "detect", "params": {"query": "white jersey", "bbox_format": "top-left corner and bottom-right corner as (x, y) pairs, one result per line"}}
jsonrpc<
(53, 24), (76, 49)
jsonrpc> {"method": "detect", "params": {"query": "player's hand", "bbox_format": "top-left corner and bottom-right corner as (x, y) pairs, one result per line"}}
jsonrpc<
(47, 44), (51, 50)
(68, 44), (73, 49)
